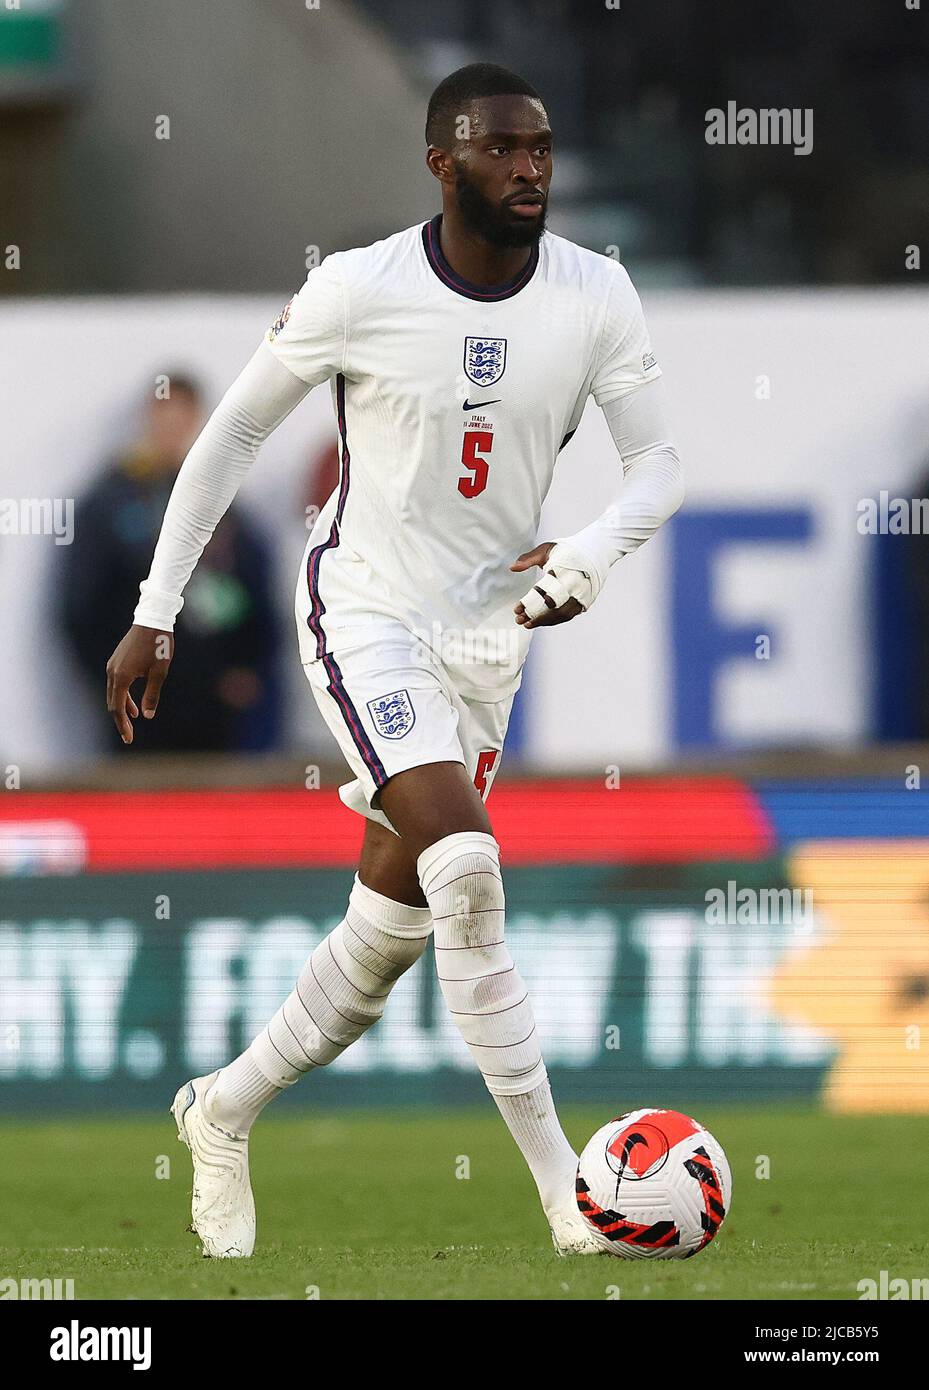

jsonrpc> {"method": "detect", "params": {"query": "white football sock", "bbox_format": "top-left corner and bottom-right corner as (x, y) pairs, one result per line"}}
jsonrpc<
(417, 831), (576, 1214)
(207, 875), (432, 1133)
(492, 1081), (579, 1216)
(204, 1050), (278, 1135)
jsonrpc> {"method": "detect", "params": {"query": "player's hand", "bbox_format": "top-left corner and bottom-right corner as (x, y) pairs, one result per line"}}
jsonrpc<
(106, 625), (174, 745)
(510, 542), (586, 628)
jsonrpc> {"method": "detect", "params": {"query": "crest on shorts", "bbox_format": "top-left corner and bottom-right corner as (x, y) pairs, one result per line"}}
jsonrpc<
(367, 689), (415, 739)
(464, 336), (507, 387)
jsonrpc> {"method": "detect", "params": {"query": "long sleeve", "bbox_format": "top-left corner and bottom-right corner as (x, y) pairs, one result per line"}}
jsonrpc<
(133, 342), (311, 631)
(558, 376), (685, 588)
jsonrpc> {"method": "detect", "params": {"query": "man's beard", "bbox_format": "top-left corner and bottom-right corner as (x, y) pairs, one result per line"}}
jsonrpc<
(454, 166), (547, 249)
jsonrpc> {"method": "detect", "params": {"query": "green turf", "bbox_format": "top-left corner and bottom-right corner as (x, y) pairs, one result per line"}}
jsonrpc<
(0, 1105), (925, 1300)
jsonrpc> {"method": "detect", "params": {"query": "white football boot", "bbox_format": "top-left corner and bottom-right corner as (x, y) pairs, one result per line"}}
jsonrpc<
(549, 1199), (606, 1257)
(171, 1071), (256, 1258)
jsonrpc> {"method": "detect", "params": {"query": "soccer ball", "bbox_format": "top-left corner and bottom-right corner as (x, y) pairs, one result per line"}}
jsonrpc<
(575, 1107), (731, 1259)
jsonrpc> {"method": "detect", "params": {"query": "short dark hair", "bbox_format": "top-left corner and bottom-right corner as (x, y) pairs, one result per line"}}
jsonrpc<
(425, 63), (543, 147)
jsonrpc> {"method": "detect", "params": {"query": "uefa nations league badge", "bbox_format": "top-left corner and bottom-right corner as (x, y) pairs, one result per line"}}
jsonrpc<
(464, 337), (507, 387)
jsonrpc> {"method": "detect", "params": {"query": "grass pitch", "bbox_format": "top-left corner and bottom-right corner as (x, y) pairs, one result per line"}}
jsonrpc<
(0, 1105), (925, 1301)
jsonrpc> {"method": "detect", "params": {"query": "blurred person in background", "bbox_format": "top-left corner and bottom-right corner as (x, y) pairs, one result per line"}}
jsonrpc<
(61, 374), (280, 753)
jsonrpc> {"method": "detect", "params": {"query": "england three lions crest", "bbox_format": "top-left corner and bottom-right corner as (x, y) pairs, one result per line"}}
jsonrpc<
(267, 297), (293, 342)
(367, 689), (415, 739)
(464, 336), (507, 387)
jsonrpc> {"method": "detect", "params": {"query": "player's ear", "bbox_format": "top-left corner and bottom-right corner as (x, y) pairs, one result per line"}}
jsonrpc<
(425, 146), (452, 184)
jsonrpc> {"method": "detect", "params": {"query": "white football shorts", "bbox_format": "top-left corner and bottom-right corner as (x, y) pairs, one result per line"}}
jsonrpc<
(302, 620), (516, 835)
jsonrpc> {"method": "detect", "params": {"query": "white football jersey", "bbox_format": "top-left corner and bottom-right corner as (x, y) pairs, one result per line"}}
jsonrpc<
(267, 215), (661, 698)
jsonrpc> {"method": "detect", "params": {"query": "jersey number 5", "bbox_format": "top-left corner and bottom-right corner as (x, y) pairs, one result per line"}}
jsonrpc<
(459, 430), (493, 498)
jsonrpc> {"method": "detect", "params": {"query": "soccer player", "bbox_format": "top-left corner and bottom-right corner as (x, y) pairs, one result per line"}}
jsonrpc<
(106, 64), (684, 1258)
